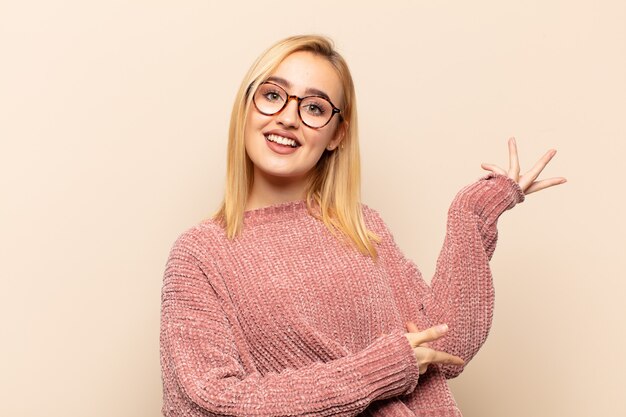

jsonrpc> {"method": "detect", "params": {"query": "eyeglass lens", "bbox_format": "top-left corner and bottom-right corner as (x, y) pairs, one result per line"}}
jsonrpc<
(254, 83), (334, 128)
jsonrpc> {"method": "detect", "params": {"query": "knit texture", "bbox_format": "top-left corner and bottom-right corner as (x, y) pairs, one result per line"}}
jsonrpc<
(160, 172), (525, 416)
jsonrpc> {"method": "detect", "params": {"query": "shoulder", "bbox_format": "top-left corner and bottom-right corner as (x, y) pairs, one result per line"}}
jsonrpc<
(359, 202), (395, 240)
(359, 202), (382, 225)
(359, 203), (413, 267)
(168, 218), (226, 261)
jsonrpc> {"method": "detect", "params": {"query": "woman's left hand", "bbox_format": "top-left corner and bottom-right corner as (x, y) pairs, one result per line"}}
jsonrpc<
(480, 137), (567, 195)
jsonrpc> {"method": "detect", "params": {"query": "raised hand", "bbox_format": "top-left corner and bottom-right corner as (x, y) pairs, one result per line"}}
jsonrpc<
(404, 321), (464, 375)
(480, 137), (567, 195)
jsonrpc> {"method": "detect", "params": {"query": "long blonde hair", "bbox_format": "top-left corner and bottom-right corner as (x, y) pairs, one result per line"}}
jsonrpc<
(212, 34), (381, 260)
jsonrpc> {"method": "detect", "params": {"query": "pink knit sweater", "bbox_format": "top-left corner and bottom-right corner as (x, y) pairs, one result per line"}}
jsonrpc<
(160, 172), (525, 417)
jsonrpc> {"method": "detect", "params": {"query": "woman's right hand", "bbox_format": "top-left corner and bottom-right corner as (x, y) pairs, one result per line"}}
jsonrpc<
(404, 322), (465, 375)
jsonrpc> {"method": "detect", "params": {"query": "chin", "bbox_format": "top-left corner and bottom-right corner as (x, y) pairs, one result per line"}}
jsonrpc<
(257, 165), (311, 181)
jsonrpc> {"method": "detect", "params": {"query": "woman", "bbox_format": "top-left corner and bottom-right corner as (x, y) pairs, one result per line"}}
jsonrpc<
(160, 35), (565, 416)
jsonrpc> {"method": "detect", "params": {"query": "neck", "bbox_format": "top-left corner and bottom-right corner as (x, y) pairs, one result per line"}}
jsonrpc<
(245, 169), (310, 211)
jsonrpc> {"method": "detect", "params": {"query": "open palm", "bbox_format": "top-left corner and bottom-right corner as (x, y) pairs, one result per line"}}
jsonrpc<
(480, 137), (566, 194)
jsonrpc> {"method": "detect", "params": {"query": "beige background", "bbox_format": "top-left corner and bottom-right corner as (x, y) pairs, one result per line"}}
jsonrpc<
(1, 1), (624, 416)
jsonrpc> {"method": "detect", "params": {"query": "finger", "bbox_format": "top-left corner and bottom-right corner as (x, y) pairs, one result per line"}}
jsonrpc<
(411, 324), (449, 346)
(524, 177), (567, 195)
(419, 363), (429, 375)
(480, 163), (507, 176)
(406, 321), (431, 348)
(519, 149), (557, 190)
(508, 137), (520, 181)
(431, 350), (465, 366)
(413, 346), (465, 368)
(406, 321), (420, 333)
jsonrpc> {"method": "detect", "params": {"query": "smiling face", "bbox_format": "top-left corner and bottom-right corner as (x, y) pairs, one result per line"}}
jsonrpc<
(244, 51), (346, 186)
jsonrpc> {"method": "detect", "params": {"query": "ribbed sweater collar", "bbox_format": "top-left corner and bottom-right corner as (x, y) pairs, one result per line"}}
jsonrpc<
(242, 199), (314, 227)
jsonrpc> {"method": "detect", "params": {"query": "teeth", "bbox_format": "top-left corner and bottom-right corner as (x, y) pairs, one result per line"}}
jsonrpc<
(266, 134), (298, 148)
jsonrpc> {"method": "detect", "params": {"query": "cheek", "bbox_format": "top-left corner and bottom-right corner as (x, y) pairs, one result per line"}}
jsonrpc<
(244, 110), (258, 135)
(311, 124), (339, 148)
(244, 111), (266, 147)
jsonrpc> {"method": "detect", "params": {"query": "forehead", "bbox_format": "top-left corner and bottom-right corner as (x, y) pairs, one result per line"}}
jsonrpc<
(268, 51), (343, 105)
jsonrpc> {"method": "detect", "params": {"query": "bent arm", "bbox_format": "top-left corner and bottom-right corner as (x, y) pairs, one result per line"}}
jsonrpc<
(425, 172), (525, 378)
(160, 234), (421, 417)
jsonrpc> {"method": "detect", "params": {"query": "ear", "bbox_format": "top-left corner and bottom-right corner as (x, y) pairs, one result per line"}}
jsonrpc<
(326, 120), (349, 151)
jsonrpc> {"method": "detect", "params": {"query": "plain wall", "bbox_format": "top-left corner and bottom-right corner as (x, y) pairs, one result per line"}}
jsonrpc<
(1, 1), (624, 416)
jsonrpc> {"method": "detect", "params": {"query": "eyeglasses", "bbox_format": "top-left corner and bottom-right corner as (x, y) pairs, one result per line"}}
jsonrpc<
(252, 81), (342, 129)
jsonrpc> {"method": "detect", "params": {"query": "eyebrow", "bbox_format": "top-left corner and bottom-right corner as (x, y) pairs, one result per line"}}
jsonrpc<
(265, 76), (333, 102)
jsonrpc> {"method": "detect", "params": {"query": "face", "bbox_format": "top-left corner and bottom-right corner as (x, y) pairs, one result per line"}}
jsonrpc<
(244, 51), (346, 184)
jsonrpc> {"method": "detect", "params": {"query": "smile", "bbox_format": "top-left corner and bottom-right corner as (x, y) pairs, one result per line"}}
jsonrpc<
(265, 134), (301, 148)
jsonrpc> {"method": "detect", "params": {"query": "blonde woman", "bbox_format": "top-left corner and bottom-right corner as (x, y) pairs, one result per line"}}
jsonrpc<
(159, 35), (565, 416)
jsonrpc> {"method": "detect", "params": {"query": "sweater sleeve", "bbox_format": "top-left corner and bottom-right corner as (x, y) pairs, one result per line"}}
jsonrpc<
(159, 231), (421, 417)
(373, 172), (524, 380)
(422, 172), (524, 378)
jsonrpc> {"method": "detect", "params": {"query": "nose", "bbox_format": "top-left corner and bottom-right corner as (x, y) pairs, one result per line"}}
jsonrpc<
(275, 96), (300, 128)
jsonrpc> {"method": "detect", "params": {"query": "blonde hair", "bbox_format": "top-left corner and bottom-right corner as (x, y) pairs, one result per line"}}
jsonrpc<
(212, 34), (381, 260)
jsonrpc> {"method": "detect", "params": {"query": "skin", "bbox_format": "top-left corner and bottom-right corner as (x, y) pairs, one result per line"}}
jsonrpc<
(405, 137), (567, 374)
(244, 51), (347, 211)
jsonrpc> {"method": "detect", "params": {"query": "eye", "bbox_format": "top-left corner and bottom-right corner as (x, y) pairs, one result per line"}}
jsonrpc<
(256, 83), (286, 104)
(264, 90), (282, 102)
(302, 101), (327, 116)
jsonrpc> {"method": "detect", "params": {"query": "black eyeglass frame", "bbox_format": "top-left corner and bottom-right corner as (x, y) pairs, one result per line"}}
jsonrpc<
(252, 81), (342, 129)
